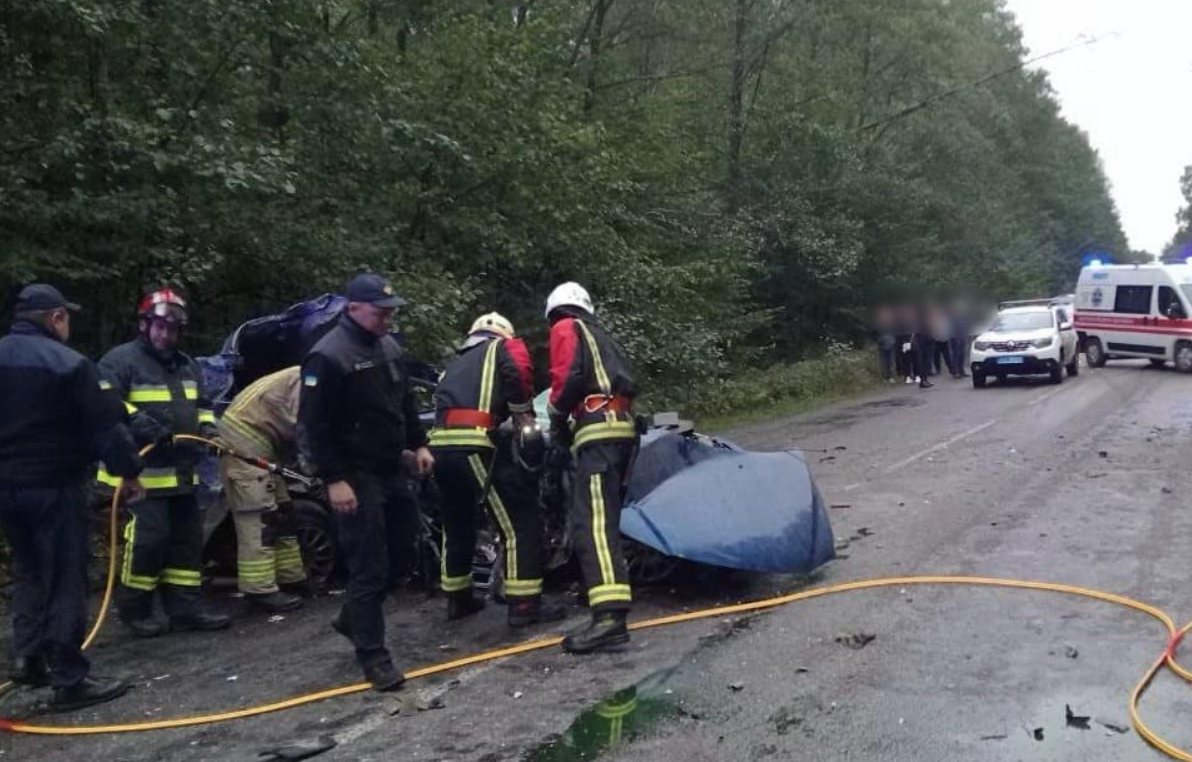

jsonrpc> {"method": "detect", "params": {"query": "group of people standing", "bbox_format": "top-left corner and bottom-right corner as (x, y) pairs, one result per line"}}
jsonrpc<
(0, 273), (641, 711)
(873, 302), (975, 388)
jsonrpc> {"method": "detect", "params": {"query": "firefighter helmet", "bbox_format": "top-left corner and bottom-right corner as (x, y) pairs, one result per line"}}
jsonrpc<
(138, 288), (188, 325)
(544, 282), (594, 319)
(469, 312), (515, 339)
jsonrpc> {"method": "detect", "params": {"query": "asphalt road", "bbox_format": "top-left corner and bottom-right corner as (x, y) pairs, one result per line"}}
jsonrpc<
(4, 359), (1192, 761)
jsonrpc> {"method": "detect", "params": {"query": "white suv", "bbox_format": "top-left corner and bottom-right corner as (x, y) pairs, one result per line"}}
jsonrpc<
(969, 304), (1079, 388)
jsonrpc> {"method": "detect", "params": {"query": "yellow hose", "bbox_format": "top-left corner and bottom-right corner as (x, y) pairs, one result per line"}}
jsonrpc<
(0, 435), (1188, 760)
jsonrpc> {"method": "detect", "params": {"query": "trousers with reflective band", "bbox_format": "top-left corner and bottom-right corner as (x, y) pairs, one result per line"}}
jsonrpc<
(118, 495), (204, 620)
(570, 440), (634, 611)
(433, 447), (544, 599)
(98, 465), (199, 492)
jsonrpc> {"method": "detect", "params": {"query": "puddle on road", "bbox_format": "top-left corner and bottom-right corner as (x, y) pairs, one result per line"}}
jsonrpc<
(521, 667), (687, 762)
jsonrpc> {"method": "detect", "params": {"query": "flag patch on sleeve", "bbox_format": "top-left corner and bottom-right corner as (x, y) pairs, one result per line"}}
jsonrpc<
(303, 375), (319, 387)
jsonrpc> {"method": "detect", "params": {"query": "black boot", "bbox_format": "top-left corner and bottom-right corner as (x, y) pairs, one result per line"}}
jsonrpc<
(919, 379), (934, 389)
(9, 655), (51, 687)
(280, 578), (318, 598)
(446, 589), (486, 621)
(247, 591), (304, 613)
(508, 596), (568, 628)
(170, 611), (232, 632)
(562, 611), (630, 654)
(121, 615), (165, 638)
(362, 659), (405, 692)
(51, 677), (130, 712)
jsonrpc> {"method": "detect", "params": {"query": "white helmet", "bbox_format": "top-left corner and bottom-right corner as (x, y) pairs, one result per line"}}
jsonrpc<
(544, 281), (594, 319)
(468, 311), (515, 339)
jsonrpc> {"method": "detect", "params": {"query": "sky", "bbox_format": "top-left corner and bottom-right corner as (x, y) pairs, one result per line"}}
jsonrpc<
(1002, 0), (1192, 255)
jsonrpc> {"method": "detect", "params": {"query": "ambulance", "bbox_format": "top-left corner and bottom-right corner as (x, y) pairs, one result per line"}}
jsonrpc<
(1073, 263), (1192, 372)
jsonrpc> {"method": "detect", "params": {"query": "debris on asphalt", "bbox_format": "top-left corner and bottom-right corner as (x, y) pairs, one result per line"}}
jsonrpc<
(834, 446), (847, 451)
(829, 504), (852, 510)
(855, 527), (874, 537)
(728, 682), (745, 692)
(438, 644), (457, 652)
(1064, 646), (1079, 659)
(226, 675), (239, 682)
(819, 455), (836, 463)
(1098, 450), (1108, 458)
(257, 733), (337, 761)
(1085, 472), (1107, 479)
(834, 632), (876, 650)
(151, 674), (171, 681)
(513, 691), (524, 699)
(1096, 717), (1130, 734)
(979, 734), (1007, 741)
(268, 615), (286, 623)
(835, 539), (850, 551)
(415, 696), (445, 711)
(1031, 727), (1045, 741)
(1065, 704), (1090, 730)
(795, 667), (809, 673)
(327, 589), (346, 596)
(1162, 487), (1173, 495)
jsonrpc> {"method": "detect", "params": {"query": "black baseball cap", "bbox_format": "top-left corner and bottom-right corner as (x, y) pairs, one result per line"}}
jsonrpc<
(15, 284), (81, 313)
(345, 273), (406, 309)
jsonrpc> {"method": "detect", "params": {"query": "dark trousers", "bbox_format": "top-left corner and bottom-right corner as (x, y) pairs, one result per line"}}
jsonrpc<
(0, 483), (91, 688)
(336, 470), (417, 668)
(896, 335), (915, 377)
(118, 494), (204, 620)
(571, 439), (634, 614)
(949, 337), (968, 374)
(434, 446), (544, 600)
(876, 346), (896, 380)
(934, 340), (955, 375)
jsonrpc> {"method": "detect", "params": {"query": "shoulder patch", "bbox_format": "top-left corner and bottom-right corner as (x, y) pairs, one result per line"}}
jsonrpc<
(303, 375), (319, 387)
(99, 380), (113, 390)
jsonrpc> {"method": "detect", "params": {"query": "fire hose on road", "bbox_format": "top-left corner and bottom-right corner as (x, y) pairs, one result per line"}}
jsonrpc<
(1, 435), (1191, 761)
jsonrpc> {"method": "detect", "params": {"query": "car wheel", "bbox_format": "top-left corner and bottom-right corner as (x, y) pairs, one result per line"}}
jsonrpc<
(1085, 337), (1107, 368)
(1175, 342), (1192, 373)
(292, 498), (339, 588)
(1049, 364), (1063, 384)
(972, 371), (987, 389)
(1066, 355), (1079, 376)
(623, 539), (684, 585)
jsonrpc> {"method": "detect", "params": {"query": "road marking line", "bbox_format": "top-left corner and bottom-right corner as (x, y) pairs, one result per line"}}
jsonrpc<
(884, 420), (996, 473)
(1028, 385), (1069, 407)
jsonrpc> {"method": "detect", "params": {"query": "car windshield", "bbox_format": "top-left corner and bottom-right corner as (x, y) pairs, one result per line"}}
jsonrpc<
(990, 312), (1053, 332)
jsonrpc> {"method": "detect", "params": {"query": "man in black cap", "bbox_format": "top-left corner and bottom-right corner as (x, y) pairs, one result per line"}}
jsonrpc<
(0, 284), (145, 710)
(298, 273), (433, 690)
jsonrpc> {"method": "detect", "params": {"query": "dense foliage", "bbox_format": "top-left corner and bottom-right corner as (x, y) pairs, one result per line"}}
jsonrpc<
(1, 0), (1128, 405)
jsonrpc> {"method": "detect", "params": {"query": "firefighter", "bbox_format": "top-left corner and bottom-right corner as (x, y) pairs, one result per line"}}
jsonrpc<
(0, 284), (145, 710)
(429, 313), (567, 627)
(210, 366), (309, 613)
(298, 273), (433, 691)
(99, 288), (231, 637)
(544, 282), (639, 654)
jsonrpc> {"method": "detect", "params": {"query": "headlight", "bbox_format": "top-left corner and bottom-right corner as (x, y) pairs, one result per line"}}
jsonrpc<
(974, 341), (990, 351)
(1032, 337), (1053, 348)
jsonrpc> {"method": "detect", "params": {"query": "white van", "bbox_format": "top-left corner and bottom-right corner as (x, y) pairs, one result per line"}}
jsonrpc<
(1074, 263), (1192, 372)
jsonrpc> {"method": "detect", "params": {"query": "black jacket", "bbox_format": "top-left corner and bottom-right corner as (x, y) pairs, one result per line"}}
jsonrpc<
(0, 320), (143, 487)
(97, 336), (216, 495)
(298, 313), (428, 482)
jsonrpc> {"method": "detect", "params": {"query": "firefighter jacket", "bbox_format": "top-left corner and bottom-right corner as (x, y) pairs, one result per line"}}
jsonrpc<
(297, 313), (428, 482)
(548, 315), (639, 450)
(0, 320), (143, 487)
(428, 337), (535, 450)
(219, 366), (300, 460)
(97, 336), (216, 495)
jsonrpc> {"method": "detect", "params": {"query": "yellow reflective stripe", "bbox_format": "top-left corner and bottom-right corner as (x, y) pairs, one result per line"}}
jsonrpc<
(468, 454), (517, 580)
(428, 428), (494, 448)
(183, 380), (198, 400)
(128, 386), (172, 402)
(161, 567), (201, 587)
(589, 474), (615, 586)
(121, 517), (159, 591)
(123, 401), (138, 415)
(441, 574), (473, 593)
(504, 578), (543, 596)
(97, 468), (122, 487)
(478, 339), (501, 414)
(197, 409), (216, 423)
(576, 321), (612, 395)
(99, 379), (113, 390)
(573, 420), (636, 451)
(101, 467), (198, 490)
(221, 413), (272, 450)
(588, 583), (632, 606)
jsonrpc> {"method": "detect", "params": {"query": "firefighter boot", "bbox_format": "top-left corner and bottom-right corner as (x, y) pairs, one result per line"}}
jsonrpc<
(446, 589), (486, 621)
(121, 616), (165, 638)
(562, 611), (630, 654)
(247, 591), (304, 613)
(170, 611), (232, 632)
(362, 659), (406, 692)
(508, 596), (568, 628)
(51, 677), (130, 712)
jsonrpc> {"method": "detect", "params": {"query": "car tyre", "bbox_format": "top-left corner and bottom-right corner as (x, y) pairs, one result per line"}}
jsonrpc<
(1066, 354), (1079, 377)
(1085, 337), (1107, 368)
(1049, 364), (1063, 384)
(292, 498), (340, 588)
(1175, 342), (1192, 374)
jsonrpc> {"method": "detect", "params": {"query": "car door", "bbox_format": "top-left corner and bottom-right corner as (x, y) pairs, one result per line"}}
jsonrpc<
(1054, 307), (1077, 360)
(1109, 284), (1163, 358)
(1155, 285), (1192, 359)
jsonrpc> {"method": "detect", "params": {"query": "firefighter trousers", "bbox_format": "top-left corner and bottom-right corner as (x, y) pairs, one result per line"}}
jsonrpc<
(0, 483), (91, 688)
(433, 445), (544, 600)
(570, 439), (634, 613)
(118, 494), (203, 620)
(215, 451), (305, 594)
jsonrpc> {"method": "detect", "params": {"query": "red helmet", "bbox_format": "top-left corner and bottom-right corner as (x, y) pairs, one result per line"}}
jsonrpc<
(138, 289), (188, 325)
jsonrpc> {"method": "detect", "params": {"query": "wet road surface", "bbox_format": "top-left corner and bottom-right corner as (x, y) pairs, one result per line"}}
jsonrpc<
(4, 359), (1192, 761)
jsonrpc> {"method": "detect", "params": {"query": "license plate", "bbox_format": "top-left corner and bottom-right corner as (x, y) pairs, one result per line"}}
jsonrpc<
(997, 356), (1024, 365)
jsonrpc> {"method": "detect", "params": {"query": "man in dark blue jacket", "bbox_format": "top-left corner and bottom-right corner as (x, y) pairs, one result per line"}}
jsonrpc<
(0, 284), (145, 711)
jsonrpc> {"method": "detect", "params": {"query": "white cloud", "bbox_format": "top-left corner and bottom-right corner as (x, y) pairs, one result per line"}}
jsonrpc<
(1003, 0), (1192, 253)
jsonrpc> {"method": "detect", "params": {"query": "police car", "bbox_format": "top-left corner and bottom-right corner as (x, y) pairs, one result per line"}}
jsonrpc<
(1074, 263), (1192, 372)
(969, 299), (1079, 388)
